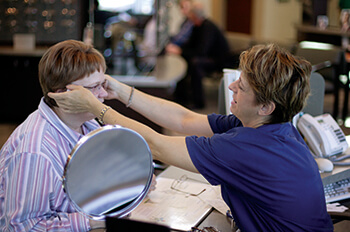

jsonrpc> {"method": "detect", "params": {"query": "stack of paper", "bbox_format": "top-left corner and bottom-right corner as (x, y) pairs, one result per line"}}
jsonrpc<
(130, 177), (229, 231)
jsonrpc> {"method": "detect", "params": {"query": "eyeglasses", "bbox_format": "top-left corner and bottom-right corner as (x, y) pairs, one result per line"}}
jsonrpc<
(83, 79), (108, 94)
(170, 175), (206, 197)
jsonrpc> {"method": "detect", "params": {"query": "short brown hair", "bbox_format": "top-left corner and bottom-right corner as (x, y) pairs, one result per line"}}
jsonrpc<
(39, 40), (106, 107)
(239, 44), (312, 123)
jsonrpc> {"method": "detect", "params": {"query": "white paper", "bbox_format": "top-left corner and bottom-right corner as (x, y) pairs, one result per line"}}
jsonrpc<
(327, 202), (349, 212)
(130, 177), (229, 231)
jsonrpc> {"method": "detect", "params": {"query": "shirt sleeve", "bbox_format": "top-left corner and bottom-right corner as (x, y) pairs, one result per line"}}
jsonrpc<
(186, 125), (273, 187)
(3, 153), (90, 231)
(171, 20), (194, 46)
(208, 113), (242, 133)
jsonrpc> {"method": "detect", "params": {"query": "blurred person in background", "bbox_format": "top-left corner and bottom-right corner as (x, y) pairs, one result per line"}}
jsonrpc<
(167, 1), (231, 109)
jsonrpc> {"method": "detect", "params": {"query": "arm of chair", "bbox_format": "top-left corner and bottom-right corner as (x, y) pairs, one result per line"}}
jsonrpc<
(312, 60), (332, 72)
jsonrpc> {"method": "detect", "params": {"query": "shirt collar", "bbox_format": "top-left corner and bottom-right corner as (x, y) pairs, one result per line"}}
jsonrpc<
(38, 98), (101, 148)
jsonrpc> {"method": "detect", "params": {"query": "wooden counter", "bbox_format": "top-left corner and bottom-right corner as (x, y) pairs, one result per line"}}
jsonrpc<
(296, 25), (350, 46)
(0, 46), (48, 57)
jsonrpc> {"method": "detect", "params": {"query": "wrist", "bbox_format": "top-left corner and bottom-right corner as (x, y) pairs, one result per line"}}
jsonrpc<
(90, 99), (106, 118)
(97, 106), (111, 125)
(126, 86), (135, 108)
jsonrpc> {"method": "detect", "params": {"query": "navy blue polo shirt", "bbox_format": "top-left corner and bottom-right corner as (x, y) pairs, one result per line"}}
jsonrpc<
(186, 114), (333, 231)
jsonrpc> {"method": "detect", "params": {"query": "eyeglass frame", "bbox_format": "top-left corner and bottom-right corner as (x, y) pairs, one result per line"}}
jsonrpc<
(83, 79), (108, 94)
(191, 226), (221, 232)
(170, 175), (206, 197)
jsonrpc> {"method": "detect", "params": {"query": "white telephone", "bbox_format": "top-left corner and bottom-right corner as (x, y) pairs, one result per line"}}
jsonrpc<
(297, 113), (348, 158)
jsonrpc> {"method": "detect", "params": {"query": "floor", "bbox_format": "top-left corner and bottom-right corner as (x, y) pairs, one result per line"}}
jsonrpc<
(1, 78), (350, 230)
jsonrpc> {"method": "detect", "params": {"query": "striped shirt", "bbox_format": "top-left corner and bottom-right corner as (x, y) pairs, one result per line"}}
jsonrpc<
(0, 98), (101, 231)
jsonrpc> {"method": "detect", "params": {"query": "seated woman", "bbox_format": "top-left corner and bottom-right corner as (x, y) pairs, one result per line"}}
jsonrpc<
(49, 44), (333, 231)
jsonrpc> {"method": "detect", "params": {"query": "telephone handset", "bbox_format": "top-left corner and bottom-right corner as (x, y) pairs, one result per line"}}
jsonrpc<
(223, 69), (241, 115)
(297, 113), (348, 158)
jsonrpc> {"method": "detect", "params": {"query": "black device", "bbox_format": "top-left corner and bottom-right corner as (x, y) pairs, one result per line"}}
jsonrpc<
(106, 217), (170, 232)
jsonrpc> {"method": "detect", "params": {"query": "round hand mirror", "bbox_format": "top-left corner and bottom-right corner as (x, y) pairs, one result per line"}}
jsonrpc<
(62, 125), (153, 220)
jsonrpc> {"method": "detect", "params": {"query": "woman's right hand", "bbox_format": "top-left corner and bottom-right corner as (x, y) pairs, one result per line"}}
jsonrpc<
(103, 75), (121, 101)
(104, 75), (136, 107)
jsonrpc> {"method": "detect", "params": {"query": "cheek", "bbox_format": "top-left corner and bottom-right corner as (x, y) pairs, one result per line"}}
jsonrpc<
(236, 92), (245, 102)
(237, 94), (255, 108)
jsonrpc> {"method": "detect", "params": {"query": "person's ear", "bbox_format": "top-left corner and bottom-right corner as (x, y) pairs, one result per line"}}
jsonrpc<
(259, 101), (275, 116)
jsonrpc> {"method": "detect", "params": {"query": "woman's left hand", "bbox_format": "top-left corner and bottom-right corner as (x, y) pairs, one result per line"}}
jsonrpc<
(48, 85), (98, 113)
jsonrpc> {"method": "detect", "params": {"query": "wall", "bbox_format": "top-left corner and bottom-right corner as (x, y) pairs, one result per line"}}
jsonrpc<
(251, 0), (302, 44)
(210, 0), (225, 29)
(208, 0), (302, 44)
(169, 0), (342, 45)
(328, 0), (341, 27)
(250, 0), (344, 44)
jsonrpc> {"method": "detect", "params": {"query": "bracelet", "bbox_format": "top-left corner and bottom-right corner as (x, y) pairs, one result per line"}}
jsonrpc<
(126, 86), (135, 108)
(97, 106), (111, 125)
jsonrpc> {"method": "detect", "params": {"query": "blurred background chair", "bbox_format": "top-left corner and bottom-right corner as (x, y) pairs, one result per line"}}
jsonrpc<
(218, 77), (226, 115)
(294, 41), (346, 120)
(302, 72), (325, 116)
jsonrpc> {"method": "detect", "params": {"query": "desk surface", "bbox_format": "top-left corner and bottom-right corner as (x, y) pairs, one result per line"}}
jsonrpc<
(320, 136), (350, 225)
(161, 163), (350, 231)
(91, 163), (350, 232)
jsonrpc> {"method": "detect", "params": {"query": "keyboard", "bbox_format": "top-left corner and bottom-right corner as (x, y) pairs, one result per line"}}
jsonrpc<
(322, 168), (350, 203)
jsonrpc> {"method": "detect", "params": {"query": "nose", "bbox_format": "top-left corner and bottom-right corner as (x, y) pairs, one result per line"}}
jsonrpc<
(229, 79), (238, 92)
(98, 86), (108, 99)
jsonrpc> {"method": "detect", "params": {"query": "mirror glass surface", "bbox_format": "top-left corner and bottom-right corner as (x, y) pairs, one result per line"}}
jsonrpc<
(63, 125), (153, 219)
